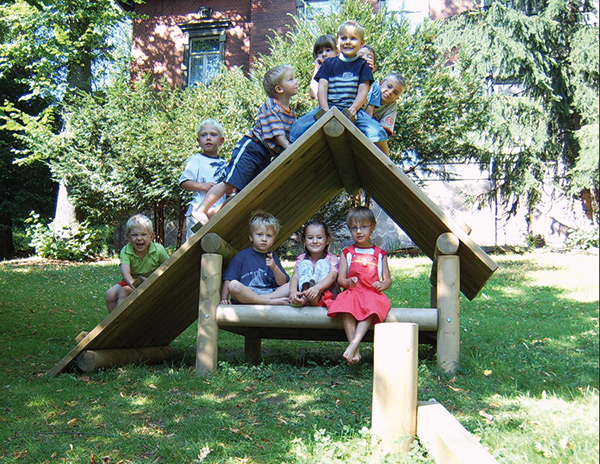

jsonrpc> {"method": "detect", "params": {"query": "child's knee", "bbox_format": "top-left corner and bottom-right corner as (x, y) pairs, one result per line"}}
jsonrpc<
(228, 280), (243, 294)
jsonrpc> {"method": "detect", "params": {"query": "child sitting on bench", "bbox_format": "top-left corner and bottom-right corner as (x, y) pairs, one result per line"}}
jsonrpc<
(220, 211), (290, 305)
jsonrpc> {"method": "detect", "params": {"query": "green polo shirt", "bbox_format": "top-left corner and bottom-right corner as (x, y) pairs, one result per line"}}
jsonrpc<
(120, 241), (169, 279)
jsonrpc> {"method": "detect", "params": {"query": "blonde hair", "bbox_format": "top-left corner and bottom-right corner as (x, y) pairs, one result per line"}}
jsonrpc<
(249, 210), (281, 235)
(347, 207), (376, 227)
(126, 214), (154, 235)
(262, 65), (294, 98)
(197, 119), (225, 139)
(337, 20), (365, 41)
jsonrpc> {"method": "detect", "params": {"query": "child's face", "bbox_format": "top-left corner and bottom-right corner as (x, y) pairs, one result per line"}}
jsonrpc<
(337, 26), (364, 59)
(315, 46), (336, 64)
(357, 47), (376, 72)
(198, 123), (224, 156)
(380, 78), (405, 105)
(128, 226), (153, 255)
(277, 69), (299, 98)
(304, 224), (330, 257)
(348, 221), (374, 247)
(249, 225), (276, 253)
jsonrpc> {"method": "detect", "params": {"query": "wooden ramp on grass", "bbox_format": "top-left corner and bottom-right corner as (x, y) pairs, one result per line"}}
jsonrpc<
(47, 108), (497, 377)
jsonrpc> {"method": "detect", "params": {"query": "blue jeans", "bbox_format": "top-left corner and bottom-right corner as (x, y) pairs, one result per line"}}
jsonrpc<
(290, 107), (387, 143)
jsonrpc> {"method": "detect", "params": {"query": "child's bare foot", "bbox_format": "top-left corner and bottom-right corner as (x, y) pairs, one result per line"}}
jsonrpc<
(343, 341), (360, 364)
(192, 211), (210, 226)
(350, 349), (361, 365)
(270, 297), (290, 305)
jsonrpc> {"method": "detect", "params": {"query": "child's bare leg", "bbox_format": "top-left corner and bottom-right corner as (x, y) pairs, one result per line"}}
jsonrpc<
(228, 281), (290, 305)
(342, 314), (358, 363)
(192, 182), (234, 225)
(375, 140), (389, 156)
(106, 285), (121, 312)
(342, 317), (372, 364)
(116, 285), (134, 309)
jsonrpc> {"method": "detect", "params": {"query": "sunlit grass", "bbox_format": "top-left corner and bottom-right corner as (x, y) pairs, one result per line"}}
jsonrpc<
(0, 251), (597, 463)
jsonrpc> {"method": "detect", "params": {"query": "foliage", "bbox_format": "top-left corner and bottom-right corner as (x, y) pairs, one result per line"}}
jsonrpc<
(436, 0), (599, 219)
(24, 211), (111, 261)
(44, 68), (262, 227)
(0, 0), (134, 258)
(0, 252), (597, 463)
(0, 0), (132, 99)
(33, 0), (491, 238)
(565, 223), (600, 249)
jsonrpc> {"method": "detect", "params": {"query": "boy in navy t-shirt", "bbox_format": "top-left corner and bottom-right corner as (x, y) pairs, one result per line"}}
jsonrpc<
(221, 211), (290, 305)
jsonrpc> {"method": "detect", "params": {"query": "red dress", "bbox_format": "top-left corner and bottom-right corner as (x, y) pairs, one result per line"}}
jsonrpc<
(325, 245), (391, 323)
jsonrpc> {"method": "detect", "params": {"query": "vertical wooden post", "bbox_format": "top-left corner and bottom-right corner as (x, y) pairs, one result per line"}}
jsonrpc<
(372, 323), (418, 454)
(437, 254), (460, 374)
(244, 329), (262, 364)
(196, 253), (222, 377)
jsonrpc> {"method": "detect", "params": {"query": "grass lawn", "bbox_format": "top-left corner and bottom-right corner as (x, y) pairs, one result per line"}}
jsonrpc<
(0, 250), (598, 463)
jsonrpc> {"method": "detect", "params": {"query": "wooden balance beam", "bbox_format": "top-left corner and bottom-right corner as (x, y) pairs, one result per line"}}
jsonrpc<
(195, 232), (461, 376)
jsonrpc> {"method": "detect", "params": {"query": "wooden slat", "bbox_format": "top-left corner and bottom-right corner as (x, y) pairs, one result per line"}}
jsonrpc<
(417, 400), (499, 463)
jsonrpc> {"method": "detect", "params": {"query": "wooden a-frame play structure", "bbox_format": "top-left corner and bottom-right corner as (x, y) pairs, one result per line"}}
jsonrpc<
(47, 108), (498, 378)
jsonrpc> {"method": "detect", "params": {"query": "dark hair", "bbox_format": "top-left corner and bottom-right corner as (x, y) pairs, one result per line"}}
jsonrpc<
(313, 34), (336, 58)
(301, 219), (330, 256)
(359, 44), (377, 68)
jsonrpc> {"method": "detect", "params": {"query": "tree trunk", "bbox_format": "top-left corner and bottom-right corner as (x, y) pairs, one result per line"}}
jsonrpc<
(0, 213), (15, 260)
(53, 182), (77, 238)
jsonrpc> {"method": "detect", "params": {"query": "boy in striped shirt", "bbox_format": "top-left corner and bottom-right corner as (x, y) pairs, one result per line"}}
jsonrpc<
(290, 20), (389, 155)
(192, 65), (298, 226)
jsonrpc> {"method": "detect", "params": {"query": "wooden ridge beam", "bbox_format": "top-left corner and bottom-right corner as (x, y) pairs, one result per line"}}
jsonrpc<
(322, 111), (361, 195)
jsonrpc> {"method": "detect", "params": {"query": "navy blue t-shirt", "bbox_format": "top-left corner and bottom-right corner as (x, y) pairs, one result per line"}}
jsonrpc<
(315, 55), (373, 110)
(223, 247), (289, 291)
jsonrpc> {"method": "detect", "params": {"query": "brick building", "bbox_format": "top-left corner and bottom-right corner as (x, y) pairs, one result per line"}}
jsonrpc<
(123, 0), (475, 88)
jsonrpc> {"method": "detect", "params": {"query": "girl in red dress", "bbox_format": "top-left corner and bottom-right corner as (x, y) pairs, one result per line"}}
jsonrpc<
(326, 207), (392, 364)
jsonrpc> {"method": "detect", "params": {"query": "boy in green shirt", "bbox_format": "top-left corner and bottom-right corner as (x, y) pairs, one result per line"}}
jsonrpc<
(105, 214), (169, 312)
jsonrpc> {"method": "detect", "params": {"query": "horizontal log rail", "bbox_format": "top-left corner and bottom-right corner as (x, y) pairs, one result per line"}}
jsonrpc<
(216, 304), (438, 331)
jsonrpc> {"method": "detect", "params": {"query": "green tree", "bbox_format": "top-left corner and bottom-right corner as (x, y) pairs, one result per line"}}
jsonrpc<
(437, 0), (599, 223)
(0, 0), (133, 258)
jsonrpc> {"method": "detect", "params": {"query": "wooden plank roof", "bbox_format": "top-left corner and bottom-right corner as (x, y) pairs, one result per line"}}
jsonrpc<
(47, 108), (497, 376)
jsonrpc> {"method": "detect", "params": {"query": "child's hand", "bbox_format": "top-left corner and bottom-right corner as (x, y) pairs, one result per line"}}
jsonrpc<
(348, 276), (359, 288)
(290, 292), (305, 306)
(372, 281), (383, 292)
(303, 286), (320, 302)
(265, 253), (276, 270)
(220, 298), (231, 304)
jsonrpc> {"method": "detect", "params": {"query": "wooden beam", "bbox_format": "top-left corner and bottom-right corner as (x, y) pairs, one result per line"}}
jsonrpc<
(216, 305), (438, 331)
(323, 112), (361, 195)
(372, 323), (418, 454)
(201, 233), (237, 267)
(437, 254), (460, 374)
(417, 400), (499, 464)
(196, 253), (222, 377)
(75, 346), (175, 372)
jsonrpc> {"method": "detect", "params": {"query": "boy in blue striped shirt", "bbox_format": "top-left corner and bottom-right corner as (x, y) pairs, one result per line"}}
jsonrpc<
(192, 65), (298, 226)
(289, 20), (389, 155)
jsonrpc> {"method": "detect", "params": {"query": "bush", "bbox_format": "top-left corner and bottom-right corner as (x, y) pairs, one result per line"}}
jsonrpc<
(566, 225), (600, 250)
(25, 212), (112, 261)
